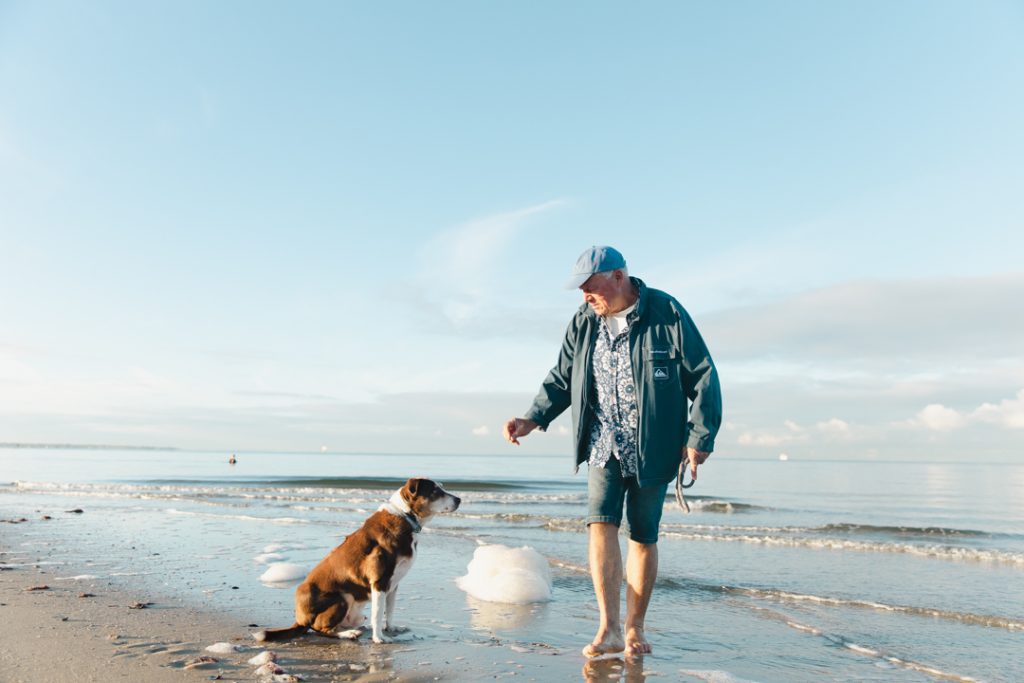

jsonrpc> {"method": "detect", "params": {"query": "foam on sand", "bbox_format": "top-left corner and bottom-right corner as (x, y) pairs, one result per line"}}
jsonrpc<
(456, 544), (551, 604)
(263, 543), (295, 553)
(259, 562), (308, 584)
(680, 670), (764, 683)
(55, 574), (100, 581)
(205, 641), (245, 654)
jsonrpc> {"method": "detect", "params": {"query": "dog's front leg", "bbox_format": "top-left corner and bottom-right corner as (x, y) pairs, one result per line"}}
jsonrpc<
(370, 589), (393, 644)
(384, 587), (409, 635)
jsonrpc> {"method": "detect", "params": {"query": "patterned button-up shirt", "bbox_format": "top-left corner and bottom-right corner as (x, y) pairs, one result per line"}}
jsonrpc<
(587, 309), (640, 477)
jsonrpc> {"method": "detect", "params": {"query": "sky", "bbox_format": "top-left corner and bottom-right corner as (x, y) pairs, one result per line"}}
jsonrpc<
(1, 1), (1022, 461)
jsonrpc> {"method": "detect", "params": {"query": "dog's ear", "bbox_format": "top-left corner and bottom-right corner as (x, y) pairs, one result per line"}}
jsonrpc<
(406, 478), (435, 497)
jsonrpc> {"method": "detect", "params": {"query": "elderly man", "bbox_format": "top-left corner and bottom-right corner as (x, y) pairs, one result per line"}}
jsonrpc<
(503, 245), (722, 658)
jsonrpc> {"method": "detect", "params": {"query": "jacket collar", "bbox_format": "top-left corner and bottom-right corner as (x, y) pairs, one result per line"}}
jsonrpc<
(629, 277), (648, 320)
(580, 276), (648, 322)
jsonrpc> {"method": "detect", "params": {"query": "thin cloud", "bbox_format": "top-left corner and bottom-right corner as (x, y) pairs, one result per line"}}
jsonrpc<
(414, 199), (568, 327)
(816, 418), (851, 435)
(423, 199), (567, 282)
(705, 274), (1024, 364)
(908, 404), (968, 432)
(736, 417), (852, 447)
(972, 389), (1024, 429)
(903, 390), (1024, 432)
(737, 431), (801, 447)
(234, 390), (337, 401)
(737, 420), (809, 447)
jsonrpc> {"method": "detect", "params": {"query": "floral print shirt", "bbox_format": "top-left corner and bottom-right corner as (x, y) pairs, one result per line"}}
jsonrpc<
(587, 309), (640, 477)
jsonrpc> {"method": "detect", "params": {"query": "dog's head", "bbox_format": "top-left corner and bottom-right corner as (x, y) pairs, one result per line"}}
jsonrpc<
(401, 477), (460, 521)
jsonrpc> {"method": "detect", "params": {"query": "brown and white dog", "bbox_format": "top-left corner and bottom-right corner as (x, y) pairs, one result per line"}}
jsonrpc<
(253, 478), (460, 644)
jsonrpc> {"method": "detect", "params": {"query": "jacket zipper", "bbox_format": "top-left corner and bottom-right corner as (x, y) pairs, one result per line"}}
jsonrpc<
(630, 322), (644, 478)
(574, 319), (597, 474)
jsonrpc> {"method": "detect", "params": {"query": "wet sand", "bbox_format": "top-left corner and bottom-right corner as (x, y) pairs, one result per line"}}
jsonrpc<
(1, 515), (701, 683)
(0, 549), (244, 682)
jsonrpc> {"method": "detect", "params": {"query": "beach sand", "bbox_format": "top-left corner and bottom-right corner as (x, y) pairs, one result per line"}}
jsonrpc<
(1, 515), (700, 683)
(0, 563), (243, 682)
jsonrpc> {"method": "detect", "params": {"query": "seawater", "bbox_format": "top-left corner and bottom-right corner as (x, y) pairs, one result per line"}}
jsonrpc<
(1, 448), (1022, 682)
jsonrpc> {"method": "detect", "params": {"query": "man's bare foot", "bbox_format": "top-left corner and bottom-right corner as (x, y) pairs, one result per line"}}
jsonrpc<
(625, 626), (651, 656)
(582, 627), (625, 658)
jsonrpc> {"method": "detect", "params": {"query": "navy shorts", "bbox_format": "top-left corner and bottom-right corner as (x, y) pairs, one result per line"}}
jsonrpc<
(586, 457), (670, 544)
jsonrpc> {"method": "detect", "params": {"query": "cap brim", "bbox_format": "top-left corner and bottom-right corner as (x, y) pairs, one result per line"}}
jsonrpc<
(565, 272), (593, 290)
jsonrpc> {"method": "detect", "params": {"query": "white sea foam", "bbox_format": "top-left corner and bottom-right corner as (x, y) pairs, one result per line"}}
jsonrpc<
(659, 530), (1024, 565)
(164, 508), (309, 525)
(254, 553), (286, 564)
(262, 542), (306, 553)
(840, 639), (982, 682)
(55, 574), (100, 581)
(455, 544), (551, 604)
(731, 586), (1024, 631)
(747, 602), (984, 683)
(678, 670), (764, 683)
(260, 562), (308, 584)
(205, 641), (245, 654)
(8, 481), (383, 511)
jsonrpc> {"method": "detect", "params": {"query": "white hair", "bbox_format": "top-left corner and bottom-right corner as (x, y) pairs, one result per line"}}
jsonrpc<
(596, 267), (629, 280)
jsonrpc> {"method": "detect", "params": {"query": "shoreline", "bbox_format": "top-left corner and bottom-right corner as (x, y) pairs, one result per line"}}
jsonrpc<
(2, 516), (695, 683)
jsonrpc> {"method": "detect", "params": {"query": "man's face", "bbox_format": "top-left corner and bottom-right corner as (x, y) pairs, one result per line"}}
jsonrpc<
(580, 272), (619, 316)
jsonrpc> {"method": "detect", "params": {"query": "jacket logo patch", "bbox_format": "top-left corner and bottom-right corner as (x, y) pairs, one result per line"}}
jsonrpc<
(653, 367), (670, 380)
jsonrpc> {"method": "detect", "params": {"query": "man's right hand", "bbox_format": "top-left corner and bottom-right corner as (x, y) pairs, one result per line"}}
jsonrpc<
(503, 417), (538, 445)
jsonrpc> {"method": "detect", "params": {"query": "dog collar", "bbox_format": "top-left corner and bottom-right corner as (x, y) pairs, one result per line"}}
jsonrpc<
(380, 492), (422, 533)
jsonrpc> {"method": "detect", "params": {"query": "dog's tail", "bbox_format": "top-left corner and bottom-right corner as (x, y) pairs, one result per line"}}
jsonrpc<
(252, 622), (308, 642)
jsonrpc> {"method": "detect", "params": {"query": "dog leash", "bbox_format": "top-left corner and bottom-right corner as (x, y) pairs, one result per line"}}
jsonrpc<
(675, 458), (696, 513)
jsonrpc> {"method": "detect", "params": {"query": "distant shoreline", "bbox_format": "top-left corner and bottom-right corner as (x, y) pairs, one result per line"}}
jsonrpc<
(0, 443), (179, 451)
(0, 443), (1017, 464)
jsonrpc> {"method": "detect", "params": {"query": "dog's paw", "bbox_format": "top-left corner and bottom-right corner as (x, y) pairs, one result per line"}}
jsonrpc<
(384, 625), (409, 636)
(335, 628), (364, 640)
(371, 633), (395, 644)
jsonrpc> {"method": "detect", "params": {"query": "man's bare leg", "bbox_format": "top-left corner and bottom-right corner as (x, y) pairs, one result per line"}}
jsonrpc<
(624, 539), (657, 656)
(582, 522), (625, 657)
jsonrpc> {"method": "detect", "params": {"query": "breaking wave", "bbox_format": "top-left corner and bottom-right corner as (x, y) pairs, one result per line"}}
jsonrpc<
(659, 529), (1024, 565)
(726, 586), (1024, 631)
(743, 603), (985, 683)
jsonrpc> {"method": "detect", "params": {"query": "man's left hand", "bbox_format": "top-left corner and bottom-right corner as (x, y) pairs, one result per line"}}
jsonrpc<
(683, 447), (711, 481)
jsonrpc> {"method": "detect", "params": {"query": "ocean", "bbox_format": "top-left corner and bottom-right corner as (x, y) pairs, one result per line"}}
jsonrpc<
(1, 447), (1022, 682)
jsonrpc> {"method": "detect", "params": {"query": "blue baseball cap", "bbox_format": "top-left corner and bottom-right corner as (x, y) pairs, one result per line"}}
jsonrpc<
(565, 246), (627, 289)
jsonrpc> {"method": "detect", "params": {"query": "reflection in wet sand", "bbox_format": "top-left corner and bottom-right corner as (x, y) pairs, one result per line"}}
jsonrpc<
(465, 594), (548, 631)
(582, 656), (649, 683)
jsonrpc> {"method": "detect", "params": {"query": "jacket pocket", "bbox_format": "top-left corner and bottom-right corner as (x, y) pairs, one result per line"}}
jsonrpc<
(644, 346), (679, 382)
